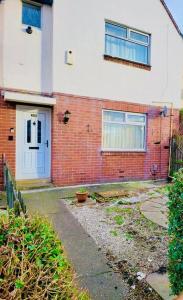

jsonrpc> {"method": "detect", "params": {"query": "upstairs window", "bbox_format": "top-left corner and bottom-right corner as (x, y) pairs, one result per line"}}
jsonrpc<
(105, 22), (150, 65)
(102, 110), (146, 151)
(22, 2), (41, 29)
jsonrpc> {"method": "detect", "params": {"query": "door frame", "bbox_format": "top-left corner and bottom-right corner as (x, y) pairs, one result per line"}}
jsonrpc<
(16, 105), (51, 180)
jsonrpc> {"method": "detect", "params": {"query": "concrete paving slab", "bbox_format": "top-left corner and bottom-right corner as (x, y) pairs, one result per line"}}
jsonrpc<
(146, 273), (174, 300)
(141, 200), (168, 228)
(51, 200), (129, 300)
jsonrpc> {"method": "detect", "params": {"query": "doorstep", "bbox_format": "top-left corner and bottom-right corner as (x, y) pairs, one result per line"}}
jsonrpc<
(16, 178), (53, 190)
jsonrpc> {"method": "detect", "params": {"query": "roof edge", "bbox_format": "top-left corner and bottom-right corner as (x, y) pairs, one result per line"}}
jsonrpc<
(160, 0), (183, 38)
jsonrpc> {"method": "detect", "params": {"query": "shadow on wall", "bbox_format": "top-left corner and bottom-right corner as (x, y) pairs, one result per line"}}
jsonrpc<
(41, 4), (53, 94)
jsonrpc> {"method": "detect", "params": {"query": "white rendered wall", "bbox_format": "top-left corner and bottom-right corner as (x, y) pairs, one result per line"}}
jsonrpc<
(0, 0), (4, 87)
(53, 0), (183, 108)
(0, 0), (183, 108)
(1, 0), (53, 93)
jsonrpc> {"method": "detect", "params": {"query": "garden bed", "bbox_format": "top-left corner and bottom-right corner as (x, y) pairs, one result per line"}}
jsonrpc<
(66, 183), (168, 299)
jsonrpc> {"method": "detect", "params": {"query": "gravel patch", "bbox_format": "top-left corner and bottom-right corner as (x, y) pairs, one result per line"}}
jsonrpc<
(65, 185), (168, 299)
(66, 201), (167, 274)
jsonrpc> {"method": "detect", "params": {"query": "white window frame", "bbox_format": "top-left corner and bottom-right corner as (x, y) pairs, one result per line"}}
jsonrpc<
(102, 109), (147, 152)
(105, 21), (151, 65)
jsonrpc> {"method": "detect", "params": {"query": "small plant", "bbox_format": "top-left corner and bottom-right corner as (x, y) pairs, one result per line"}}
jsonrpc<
(114, 215), (124, 225)
(124, 232), (134, 241)
(168, 169), (183, 295)
(110, 230), (118, 237)
(90, 193), (98, 201)
(78, 187), (88, 193)
(106, 206), (132, 214)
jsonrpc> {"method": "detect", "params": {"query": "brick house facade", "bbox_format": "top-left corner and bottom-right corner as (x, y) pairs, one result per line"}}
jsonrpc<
(0, 90), (179, 188)
(0, 0), (183, 188)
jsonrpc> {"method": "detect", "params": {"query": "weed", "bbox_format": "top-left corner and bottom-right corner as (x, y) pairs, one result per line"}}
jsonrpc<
(106, 206), (133, 214)
(114, 215), (124, 225)
(155, 185), (169, 195)
(124, 232), (134, 240)
(110, 230), (118, 237)
(90, 193), (98, 201)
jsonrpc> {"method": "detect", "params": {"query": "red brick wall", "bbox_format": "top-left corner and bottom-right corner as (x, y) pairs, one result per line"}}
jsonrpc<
(0, 93), (16, 189)
(52, 93), (179, 186)
(0, 91), (179, 189)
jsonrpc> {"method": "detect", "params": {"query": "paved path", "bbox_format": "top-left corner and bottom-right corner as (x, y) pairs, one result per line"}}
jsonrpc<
(52, 201), (129, 300)
(25, 193), (129, 300)
(140, 196), (168, 228)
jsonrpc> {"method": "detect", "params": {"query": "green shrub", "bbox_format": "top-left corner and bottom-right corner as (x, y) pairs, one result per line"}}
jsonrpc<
(168, 169), (183, 295)
(0, 212), (89, 300)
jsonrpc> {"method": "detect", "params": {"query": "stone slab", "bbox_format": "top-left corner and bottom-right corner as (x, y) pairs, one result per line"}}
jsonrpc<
(146, 273), (175, 300)
(141, 201), (168, 228)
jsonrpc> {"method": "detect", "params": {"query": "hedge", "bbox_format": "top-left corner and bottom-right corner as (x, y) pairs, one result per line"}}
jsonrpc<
(0, 212), (89, 300)
(168, 169), (183, 295)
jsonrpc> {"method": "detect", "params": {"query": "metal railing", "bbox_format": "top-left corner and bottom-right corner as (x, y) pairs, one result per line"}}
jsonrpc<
(3, 155), (26, 215)
(170, 137), (183, 176)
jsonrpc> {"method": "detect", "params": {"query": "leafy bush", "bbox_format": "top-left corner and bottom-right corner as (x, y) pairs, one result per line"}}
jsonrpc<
(168, 169), (183, 295)
(0, 212), (89, 300)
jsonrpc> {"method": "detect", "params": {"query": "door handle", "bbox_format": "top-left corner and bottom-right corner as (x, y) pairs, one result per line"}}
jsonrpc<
(45, 140), (49, 148)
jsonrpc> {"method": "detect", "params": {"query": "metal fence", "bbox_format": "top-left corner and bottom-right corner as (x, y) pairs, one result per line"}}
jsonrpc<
(3, 155), (26, 215)
(170, 137), (183, 175)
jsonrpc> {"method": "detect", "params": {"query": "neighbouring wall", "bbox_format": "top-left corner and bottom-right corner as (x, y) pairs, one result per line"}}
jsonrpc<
(1, 0), (53, 93)
(0, 0), (4, 87)
(0, 94), (16, 189)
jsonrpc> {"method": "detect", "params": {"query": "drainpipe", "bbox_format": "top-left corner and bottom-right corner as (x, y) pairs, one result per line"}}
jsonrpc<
(152, 101), (174, 178)
(168, 103), (174, 176)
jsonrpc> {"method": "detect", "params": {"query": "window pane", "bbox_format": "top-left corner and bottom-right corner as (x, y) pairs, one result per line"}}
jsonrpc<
(22, 2), (41, 28)
(103, 123), (145, 150)
(105, 35), (120, 57)
(37, 120), (41, 144)
(105, 36), (148, 64)
(103, 123), (125, 149)
(130, 31), (149, 44)
(105, 23), (127, 38)
(104, 111), (125, 122)
(124, 125), (145, 149)
(127, 114), (146, 123)
(122, 40), (148, 64)
(27, 120), (31, 143)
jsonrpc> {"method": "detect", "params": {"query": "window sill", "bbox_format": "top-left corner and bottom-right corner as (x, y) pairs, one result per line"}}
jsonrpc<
(104, 55), (151, 71)
(101, 150), (147, 155)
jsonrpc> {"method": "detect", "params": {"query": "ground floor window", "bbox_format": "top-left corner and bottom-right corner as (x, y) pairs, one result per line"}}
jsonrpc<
(102, 110), (146, 151)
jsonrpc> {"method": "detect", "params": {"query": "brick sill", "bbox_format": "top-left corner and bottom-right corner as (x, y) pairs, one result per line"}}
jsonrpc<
(104, 55), (151, 71)
(101, 150), (146, 156)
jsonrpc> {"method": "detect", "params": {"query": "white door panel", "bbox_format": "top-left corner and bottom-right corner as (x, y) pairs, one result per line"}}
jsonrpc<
(16, 106), (51, 180)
